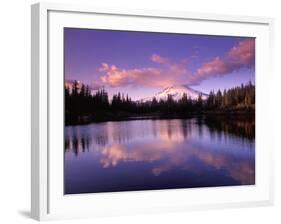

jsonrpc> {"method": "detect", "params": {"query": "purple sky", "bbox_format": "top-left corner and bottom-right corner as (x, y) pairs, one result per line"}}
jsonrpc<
(64, 28), (255, 100)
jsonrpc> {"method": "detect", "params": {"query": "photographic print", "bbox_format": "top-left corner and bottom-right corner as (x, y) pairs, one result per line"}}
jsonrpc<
(64, 28), (255, 194)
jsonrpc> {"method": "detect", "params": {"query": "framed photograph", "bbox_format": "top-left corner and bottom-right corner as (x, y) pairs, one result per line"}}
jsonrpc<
(31, 2), (274, 221)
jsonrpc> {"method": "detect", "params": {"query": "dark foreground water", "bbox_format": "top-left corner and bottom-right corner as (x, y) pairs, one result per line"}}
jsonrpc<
(64, 116), (255, 194)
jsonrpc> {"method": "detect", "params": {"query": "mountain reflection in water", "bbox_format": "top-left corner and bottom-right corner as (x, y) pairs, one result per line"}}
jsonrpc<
(64, 116), (255, 194)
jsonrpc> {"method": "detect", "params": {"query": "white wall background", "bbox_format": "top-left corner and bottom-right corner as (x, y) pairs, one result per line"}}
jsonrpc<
(0, 0), (280, 223)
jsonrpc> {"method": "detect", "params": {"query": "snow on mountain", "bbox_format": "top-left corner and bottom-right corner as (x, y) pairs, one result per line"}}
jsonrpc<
(139, 85), (208, 103)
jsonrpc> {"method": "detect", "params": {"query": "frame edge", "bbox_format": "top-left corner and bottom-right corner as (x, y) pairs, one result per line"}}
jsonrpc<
(31, 2), (49, 221)
(31, 3), (40, 221)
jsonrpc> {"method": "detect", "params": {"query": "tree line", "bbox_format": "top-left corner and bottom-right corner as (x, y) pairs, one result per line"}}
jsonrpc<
(65, 80), (255, 124)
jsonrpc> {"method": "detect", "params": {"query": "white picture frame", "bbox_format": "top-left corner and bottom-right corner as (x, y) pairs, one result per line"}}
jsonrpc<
(31, 2), (274, 221)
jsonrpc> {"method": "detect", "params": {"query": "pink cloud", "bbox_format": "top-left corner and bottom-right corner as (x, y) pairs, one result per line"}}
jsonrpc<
(197, 57), (229, 77)
(97, 39), (255, 88)
(99, 56), (189, 88)
(228, 39), (255, 65)
(150, 54), (171, 65)
(187, 39), (255, 85)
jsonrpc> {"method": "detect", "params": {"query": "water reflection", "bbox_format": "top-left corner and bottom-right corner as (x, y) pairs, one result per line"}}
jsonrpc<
(64, 127), (91, 155)
(65, 116), (255, 194)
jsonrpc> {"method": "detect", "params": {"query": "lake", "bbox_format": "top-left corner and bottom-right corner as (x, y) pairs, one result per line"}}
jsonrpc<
(64, 116), (255, 194)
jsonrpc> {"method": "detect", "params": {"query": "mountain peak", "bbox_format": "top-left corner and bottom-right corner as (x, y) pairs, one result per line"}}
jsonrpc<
(139, 85), (208, 103)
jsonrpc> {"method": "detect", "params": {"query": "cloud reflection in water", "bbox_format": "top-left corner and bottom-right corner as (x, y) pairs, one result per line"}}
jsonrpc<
(65, 117), (255, 193)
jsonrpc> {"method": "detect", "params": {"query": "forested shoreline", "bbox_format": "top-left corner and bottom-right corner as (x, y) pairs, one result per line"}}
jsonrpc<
(65, 81), (255, 125)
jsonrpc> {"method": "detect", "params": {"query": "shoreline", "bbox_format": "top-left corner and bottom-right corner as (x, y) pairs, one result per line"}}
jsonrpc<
(65, 111), (255, 126)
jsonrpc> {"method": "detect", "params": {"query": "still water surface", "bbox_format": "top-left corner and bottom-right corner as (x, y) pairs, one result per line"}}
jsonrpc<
(64, 116), (255, 194)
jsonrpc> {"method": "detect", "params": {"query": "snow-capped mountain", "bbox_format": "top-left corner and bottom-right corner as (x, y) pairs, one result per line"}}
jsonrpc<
(139, 85), (208, 103)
